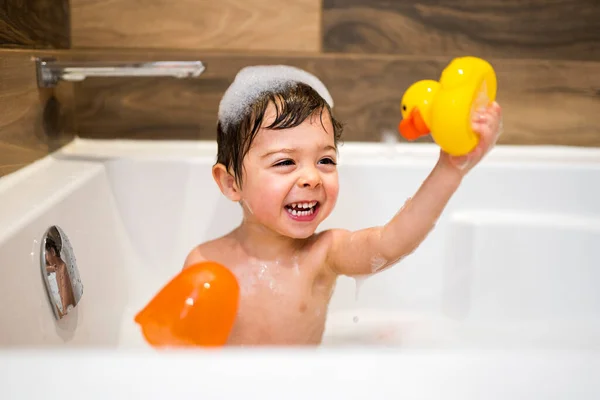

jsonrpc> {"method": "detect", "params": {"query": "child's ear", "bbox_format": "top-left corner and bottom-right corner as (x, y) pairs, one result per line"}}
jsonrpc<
(212, 163), (241, 202)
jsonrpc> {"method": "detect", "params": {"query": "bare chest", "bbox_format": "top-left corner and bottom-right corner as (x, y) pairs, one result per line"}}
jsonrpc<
(225, 258), (336, 345)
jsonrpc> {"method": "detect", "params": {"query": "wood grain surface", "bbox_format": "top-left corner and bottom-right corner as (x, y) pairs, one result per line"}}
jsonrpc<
(70, 0), (321, 52)
(67, 49), (600, 146)
(0, 0), (70, 49)
(0, 50), (75, 177)
(322, 0), (600, 61)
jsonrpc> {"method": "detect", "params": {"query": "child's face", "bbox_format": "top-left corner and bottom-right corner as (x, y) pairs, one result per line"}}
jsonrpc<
(238, 105), (339, 239)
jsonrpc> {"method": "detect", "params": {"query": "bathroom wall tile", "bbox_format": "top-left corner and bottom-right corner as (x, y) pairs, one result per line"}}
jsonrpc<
(322, 0), (600, 61)
(0, 0), (70, 49)
(71, 0), (322, 52)
(69, 49), (600, 146)
(0, 50), (75, 177)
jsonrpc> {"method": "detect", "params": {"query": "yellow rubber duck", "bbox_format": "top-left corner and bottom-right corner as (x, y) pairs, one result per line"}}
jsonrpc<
(398, 56), (497, 156)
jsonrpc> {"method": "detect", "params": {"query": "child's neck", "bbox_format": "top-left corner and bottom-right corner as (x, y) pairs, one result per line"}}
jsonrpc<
(234, 219), (304, 261)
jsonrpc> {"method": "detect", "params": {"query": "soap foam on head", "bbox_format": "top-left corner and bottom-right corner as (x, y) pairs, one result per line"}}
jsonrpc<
(218, 65), (335, 130)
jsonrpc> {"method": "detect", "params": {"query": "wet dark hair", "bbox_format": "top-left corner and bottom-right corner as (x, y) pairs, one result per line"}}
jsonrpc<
(216, 82), (344, 187)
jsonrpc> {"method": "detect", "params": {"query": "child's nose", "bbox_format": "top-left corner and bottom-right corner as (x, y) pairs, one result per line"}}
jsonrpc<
(297, 167), (321, 188)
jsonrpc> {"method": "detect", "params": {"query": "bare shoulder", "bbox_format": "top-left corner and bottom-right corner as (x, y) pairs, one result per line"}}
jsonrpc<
(183, 236), (235, 269)
(316, 228), (352, 249)
(313, 228), (352, 272)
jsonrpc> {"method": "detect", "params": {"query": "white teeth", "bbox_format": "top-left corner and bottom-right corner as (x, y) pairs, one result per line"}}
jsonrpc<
(286, 201), (318, 217)
(289, 201), (318, 210)
(287, 206), (315, 217)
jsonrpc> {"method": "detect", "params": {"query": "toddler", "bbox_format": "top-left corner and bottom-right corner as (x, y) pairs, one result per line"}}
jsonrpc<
(184, 65), (502, 345)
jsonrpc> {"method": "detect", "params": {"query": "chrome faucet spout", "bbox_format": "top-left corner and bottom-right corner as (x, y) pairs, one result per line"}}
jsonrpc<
(34, 57), (206, 88)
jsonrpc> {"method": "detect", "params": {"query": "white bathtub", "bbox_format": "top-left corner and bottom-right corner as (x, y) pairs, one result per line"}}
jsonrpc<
(1, 138), (599, 398)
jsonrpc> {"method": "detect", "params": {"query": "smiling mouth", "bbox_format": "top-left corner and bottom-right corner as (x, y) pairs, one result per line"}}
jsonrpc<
(285, 201), (319, 217)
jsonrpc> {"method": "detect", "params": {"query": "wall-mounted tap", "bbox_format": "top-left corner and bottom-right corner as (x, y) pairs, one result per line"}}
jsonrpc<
(34, 57), (206, 88)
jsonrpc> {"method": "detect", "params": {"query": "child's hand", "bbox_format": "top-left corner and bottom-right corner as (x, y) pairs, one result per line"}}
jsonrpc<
(442, 101), (503, 174)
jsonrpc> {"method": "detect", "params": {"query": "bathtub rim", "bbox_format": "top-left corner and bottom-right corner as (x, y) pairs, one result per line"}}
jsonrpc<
(1, 347), (599, 399)
(47, 137), (600, 165)
(2, 137), (600, 193)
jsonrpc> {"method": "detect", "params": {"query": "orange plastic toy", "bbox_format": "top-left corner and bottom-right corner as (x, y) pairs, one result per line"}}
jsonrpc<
(134, 261), (240, 347)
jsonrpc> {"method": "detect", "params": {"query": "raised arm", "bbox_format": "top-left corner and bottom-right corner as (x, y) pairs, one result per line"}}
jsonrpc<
(326, 102), (502, 277)
(326, 157), (462, 276)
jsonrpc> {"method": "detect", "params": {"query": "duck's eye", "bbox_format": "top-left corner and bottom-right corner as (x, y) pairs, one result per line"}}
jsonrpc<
(402, 104), (407, 111)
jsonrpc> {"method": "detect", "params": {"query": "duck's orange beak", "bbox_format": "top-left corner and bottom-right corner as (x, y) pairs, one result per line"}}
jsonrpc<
(134, 261), (239, 348)
(398, 108), (430, 141)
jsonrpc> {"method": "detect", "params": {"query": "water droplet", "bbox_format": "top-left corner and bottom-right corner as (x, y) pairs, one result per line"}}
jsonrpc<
(354, 276), (367, 301)
(185, 297), (194, 306)
(203, 282), (210, 289)
(258, 263), (268, 279)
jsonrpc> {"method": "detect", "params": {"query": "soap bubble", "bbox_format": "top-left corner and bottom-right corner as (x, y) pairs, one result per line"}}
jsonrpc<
(218, 65), (334, 130)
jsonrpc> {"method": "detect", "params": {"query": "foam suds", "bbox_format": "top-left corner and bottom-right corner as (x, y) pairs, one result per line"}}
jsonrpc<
(218, 65), (334, 129)
(257, 262), (277, 291)
(370, 254), (388, 273)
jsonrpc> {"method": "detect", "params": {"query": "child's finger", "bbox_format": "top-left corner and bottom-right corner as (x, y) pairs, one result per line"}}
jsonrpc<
(489, 101), (502, 119)
(476, 124), (495, 146)
(471, 111), (487, 125)
(471, 120), (487, 135)
(497, 117), (504, 138)
(492, 101), (502, 113)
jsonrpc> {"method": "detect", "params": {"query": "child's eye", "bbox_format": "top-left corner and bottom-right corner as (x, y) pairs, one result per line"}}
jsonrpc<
(274, 159), (295, 167)
(319, 157), (337, 165)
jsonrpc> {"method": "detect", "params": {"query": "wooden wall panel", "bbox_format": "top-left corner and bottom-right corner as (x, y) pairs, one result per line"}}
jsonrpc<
(0, 50), (75, 177)
(0, 1), (72, 177)
(322, 0), (600, 61)
(0, 0), (70, 49)
(70, 0), (322, 52)
(68, 50), (600, 146)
